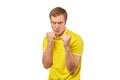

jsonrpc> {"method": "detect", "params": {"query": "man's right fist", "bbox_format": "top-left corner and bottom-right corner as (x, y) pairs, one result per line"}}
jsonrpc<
(46, 32), (55, 43)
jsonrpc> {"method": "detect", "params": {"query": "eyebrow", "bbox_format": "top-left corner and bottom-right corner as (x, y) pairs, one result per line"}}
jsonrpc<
(58, 22), (63, 24)
(51, 21), (63, 23)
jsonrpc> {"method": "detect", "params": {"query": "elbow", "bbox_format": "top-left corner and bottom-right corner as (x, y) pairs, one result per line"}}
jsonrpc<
(69, 69), (76, 75)
(68, 65), (78, 75)
(42, 58), (52, 69)
(43, 61), (52, 69)
(43, 64), (50, 69)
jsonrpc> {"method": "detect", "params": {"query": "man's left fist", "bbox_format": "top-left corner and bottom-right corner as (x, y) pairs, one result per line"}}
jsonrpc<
(61, 34), (71, 47)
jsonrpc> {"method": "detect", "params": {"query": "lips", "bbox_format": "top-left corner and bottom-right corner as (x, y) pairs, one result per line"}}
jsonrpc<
(54, 30), (59, 33)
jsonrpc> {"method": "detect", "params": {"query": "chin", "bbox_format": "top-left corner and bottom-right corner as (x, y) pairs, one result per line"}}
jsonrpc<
(55, 33), (61, 37)
(55, 32), (59, 35)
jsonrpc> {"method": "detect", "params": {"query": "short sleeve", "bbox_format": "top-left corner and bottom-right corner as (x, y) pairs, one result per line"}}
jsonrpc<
(70, 36), (84, 56)
(42, 36), (47, 52)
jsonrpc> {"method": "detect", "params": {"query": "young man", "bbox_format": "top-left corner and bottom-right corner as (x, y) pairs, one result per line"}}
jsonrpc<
(42, 7), (84, 80)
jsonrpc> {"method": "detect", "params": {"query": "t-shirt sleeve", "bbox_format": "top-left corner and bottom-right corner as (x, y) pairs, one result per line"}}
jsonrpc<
(42, 36), (47, 52)
(70, 36), (84, 56)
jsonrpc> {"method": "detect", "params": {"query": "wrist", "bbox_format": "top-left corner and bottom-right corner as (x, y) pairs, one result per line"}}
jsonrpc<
(64, 45), (70, 50)
(48, 42), (53, 47)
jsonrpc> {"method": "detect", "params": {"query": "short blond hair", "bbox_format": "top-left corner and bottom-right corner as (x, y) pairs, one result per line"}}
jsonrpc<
(49, 7), (67, 22)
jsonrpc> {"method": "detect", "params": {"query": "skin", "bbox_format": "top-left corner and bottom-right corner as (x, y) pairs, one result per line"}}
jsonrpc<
(50, 15), (66, 38)
(42, 14), (81, 75)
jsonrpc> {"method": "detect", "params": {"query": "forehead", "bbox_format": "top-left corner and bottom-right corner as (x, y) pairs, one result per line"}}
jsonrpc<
(50, 15), (65, 22)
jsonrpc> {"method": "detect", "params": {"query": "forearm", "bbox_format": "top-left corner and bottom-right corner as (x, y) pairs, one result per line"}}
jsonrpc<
(42, 43), (53, 69)
(65, 46), (78, 74)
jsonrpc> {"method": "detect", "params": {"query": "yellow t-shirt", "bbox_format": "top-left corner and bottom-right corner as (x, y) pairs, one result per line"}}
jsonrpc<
(43, 29), (84, 80)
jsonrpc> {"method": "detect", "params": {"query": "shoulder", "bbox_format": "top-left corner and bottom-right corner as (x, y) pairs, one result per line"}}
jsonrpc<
(43, 36), (47, 43)
(66, 29), (84, 46)
(66, 29), (83, 40)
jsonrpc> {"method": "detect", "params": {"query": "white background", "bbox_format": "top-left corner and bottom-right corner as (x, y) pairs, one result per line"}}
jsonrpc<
(0, 0), (120, 80)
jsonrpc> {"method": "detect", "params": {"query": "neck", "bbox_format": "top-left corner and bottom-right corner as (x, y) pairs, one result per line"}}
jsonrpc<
(55, 29), (66, 38)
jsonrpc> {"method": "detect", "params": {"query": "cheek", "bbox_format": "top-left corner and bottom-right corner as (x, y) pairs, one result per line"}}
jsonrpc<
(51, 25), (55, 29)
(59, 28), (64, 33)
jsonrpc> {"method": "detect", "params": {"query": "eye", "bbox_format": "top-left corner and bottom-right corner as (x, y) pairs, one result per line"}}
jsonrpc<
(58, 22), (63, 24)
(52, 22), (56, 24)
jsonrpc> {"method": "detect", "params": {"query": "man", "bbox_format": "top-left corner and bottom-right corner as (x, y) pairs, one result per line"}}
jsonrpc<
(42, 7), (84, 80)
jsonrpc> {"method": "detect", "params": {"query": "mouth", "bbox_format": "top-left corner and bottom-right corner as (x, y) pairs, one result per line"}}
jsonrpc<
(54, 30), (59, 33)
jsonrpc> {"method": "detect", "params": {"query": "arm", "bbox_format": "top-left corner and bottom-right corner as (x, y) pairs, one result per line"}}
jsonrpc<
(42, 32), (55, 69)
(61, 35), (81, 74)
(42, 42), (53, 69)
(65, 46), (81, 75)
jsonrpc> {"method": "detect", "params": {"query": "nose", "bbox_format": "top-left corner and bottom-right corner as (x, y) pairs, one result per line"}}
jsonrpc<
(55, 23), (59, 29)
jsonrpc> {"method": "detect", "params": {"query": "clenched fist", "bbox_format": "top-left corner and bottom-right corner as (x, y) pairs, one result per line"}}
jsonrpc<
(46, 32), (55, 43)
(61, 34), (71, 47)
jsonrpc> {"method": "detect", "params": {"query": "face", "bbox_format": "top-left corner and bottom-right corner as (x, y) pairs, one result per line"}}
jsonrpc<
(50, 15), (66, 37)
